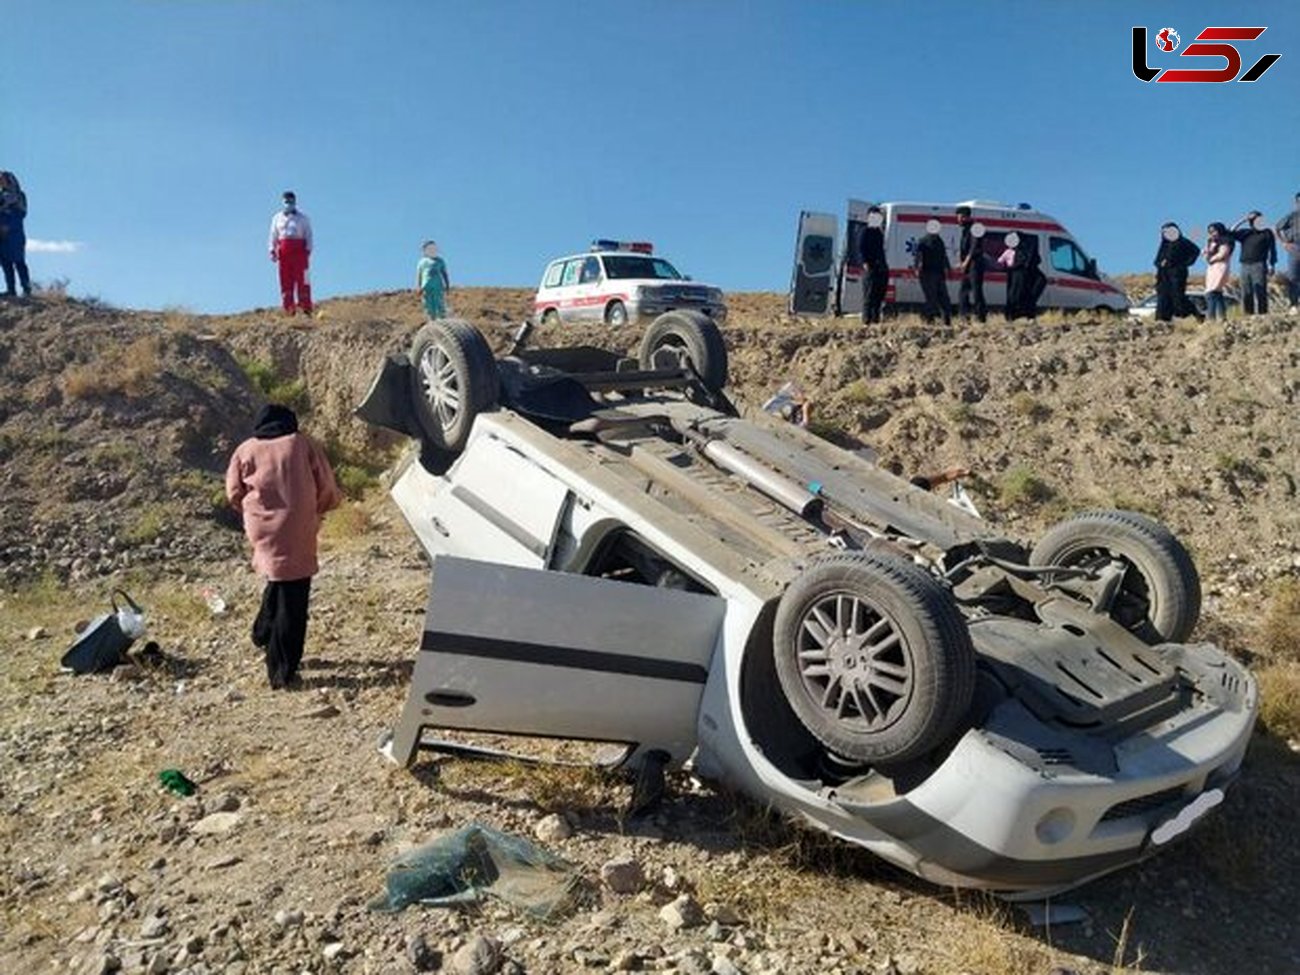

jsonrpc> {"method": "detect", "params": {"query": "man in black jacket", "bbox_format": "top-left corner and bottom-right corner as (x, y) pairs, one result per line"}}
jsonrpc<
(956, 206), (987, 323)
(860, 206), (889, 324)
(1153, 222), (1202, 322)
(1231, 210), (1277, 315)
(913, 219), (952, 326)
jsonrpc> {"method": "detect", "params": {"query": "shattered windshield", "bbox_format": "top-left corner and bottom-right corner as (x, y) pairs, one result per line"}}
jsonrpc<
(601, 256), (682, 280)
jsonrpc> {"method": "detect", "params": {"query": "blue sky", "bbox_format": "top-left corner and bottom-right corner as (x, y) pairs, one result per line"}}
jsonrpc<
(4, 1), (1298, 313)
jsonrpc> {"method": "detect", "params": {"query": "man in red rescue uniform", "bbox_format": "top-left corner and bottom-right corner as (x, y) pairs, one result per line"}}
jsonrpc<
(268, 190), (313, 316)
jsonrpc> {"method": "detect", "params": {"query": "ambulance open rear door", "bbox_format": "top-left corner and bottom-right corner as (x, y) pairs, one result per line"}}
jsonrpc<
(789, 211), (838, 316)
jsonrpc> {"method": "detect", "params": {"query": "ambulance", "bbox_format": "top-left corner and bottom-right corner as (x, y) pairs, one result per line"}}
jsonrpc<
(535, 240), (727, 327)
(790, 200), (1129, 317)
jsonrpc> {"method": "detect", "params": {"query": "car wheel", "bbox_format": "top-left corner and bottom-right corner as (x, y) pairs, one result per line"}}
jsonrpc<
(408, 318), (499, 456)
(604, 300), (628, 327)
(637, 310), (729, 392)
(772, 552), (976, 766)
(541, 308), (560, 327)
(1030, 509), (1201, 644)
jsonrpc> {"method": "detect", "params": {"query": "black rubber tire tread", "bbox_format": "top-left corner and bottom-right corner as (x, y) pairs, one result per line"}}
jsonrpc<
(604, 300), (628, 326)
(772, 551), (977, 766)
(408, 318), (499, 456)
(637, 310), (729, 392)
(1030, 509), (1201, 644)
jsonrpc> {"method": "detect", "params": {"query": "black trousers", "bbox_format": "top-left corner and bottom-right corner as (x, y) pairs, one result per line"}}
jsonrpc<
(1155, 267), (1198, 321)
(959, 272), (986, 322)
(918, 270), (952, 325)
(252, 578), (312, 689)
(1, 254), (30, 296)
(862, 266), (889, 324)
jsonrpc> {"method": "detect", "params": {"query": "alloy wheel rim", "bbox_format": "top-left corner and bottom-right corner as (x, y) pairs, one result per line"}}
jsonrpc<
(418, 344), (460, 433)
(795, 591), (914, 732)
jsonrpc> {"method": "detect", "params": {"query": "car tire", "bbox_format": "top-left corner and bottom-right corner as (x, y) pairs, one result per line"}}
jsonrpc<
(772, 552), (976, 766)
(408, 318), (499, 456)
(1030, 509), (1201, 644)
(638, 310), (729, 392)
(541, 308), (560, 327)
(604, 300), (628, 327)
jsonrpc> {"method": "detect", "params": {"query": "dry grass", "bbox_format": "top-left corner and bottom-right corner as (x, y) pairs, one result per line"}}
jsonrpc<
(1256, 663), (1300, 741)
(61, 335), (163, 399)
(319, 502), (374, 550)
(999, 465), (1055, 506)
(1010, 392), (1052, 423)
(1260, 580), (1300, 662)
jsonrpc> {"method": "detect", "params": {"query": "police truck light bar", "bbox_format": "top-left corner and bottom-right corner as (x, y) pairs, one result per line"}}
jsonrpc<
(590, 239), (654, 253)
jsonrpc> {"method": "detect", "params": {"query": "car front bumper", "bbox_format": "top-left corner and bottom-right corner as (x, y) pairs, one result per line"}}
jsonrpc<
(631, 297), (728, 324)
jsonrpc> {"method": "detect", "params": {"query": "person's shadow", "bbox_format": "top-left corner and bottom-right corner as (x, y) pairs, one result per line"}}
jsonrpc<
(297, 656), (413, 690)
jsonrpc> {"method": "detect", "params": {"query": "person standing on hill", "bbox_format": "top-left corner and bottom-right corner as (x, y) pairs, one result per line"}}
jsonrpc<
(860, 206), (889, 325)
(268, 191), (314, 317)
(416, 240), (450, 319)
(225, 404), (342, 690)
(1000, 232), (1042, 321)
(1203, 223), (1233, 321)
(1230, 210), (1276, 315)
(1276, 192), (1300, 314)
(912, 219), (952, 326)
(0, 171), (31, 299)
(1153, 222), (1202, 322)
(956, 206), (987, 324)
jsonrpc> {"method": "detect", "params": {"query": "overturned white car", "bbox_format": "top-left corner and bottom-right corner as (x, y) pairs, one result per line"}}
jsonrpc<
(357, 312), (1256, 897)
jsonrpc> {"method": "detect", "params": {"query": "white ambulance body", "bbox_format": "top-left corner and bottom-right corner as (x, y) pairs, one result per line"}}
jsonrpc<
(791, 200), (1128, 317)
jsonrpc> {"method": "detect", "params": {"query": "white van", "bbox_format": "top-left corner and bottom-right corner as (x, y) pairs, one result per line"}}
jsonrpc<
(791, 200), (1129, 316)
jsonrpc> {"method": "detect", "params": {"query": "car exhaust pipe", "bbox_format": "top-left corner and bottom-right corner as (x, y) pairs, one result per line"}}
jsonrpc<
(689, 433), (822, 519)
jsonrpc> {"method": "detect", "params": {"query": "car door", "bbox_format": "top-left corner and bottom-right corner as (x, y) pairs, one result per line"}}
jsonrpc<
(388, 555), (727, 769)
(554, 258), (585, 323)
(790, 211), (838, 315)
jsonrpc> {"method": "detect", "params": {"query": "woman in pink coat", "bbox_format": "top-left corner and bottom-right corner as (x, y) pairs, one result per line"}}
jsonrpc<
(225, 404), (342, 688)
(1203, 222), (1233, 321)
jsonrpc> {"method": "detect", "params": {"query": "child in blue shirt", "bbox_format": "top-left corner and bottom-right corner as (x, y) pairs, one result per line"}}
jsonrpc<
(416, 241), (450, 318)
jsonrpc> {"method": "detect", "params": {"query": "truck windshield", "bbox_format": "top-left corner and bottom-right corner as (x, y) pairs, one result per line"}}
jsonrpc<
(602, 256), (683, 280)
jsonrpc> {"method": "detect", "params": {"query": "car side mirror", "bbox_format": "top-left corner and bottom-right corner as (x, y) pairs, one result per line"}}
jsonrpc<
(684, 275), (693, 281)
(1086, 258), (1097, 279)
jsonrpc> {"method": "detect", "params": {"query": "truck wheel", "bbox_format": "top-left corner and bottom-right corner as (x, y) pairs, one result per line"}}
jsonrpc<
(604, 300), (628, 327)
(638, 310), (729, 392)
(541, 308), (560, 327)
(773, 552), (976, 766)
(1031, 509), (1201, 644)
(409, 318), (499, 456)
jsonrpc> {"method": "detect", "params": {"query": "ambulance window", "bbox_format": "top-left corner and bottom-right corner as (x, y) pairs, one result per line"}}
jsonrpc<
(560, 259), (583, 287)
(1050, 237), (1089, 276)
(543, 262), (564, 288)
(801, 235), (834, 275)
(579, 256), (601, 284)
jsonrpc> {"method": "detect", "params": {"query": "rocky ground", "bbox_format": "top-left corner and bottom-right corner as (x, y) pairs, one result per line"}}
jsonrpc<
(2, 290), (1299, 975)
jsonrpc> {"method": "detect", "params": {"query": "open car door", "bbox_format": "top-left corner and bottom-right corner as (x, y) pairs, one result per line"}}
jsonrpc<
(789, 211), (838, 315)
(386, 555), (727, 771)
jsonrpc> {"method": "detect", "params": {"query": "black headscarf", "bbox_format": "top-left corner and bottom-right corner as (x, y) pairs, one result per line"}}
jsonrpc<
(253, 403), (299, 439)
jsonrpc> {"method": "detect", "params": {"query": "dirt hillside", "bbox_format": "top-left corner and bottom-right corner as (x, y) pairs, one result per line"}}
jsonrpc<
(2, 289), (1298, 975)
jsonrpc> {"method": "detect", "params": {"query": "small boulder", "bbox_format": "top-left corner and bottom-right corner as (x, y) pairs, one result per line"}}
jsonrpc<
(405, 933), (441, 972)
(600, 856), (645, 895)
(451, 935), (502, 975)
(533, 813), (572, 843)
(659, 894), (704, 932)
